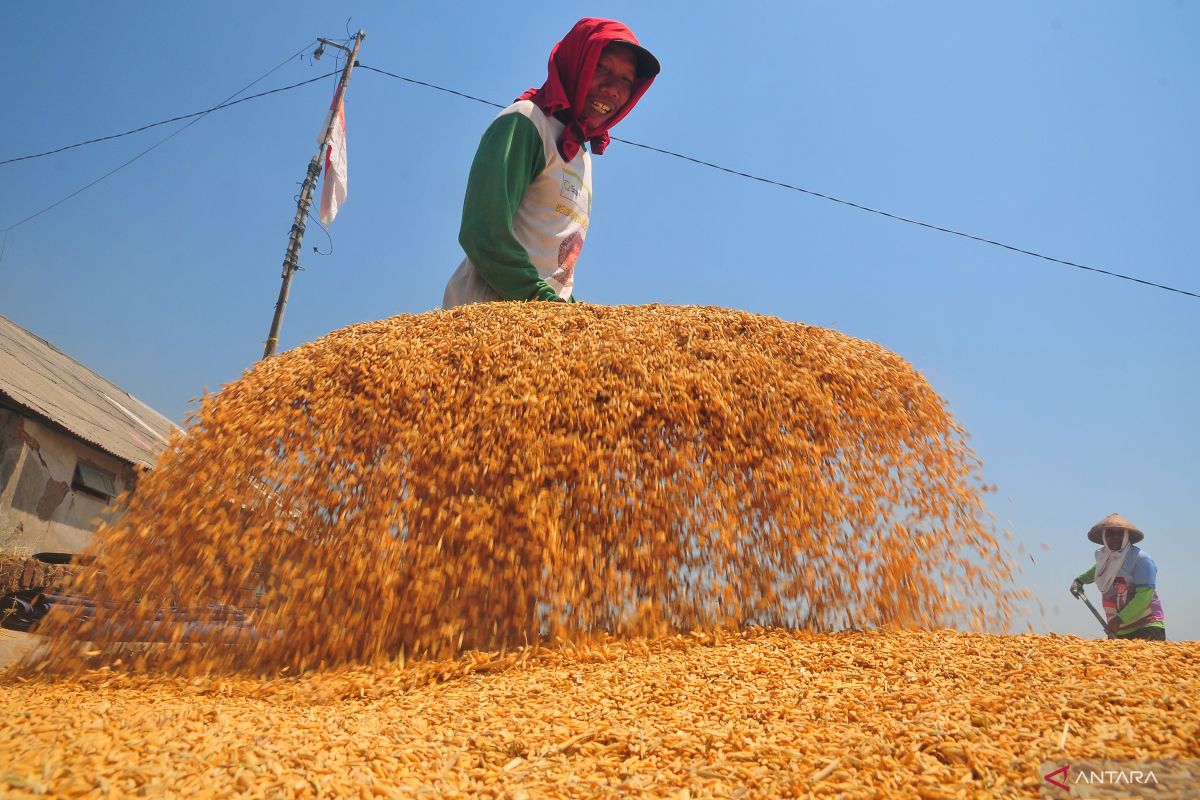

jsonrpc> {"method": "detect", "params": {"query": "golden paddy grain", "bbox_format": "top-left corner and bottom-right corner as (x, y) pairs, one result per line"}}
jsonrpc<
(29, 303), (1020, 673)
(4, 303), (1193, 798)
(2, 630), (1197, 798)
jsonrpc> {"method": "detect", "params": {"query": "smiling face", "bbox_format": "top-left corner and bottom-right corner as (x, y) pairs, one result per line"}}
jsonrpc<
(578, 43), (638, 131)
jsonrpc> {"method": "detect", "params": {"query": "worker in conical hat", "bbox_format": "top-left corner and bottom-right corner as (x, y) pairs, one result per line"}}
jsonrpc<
(1070, 513), (1166, 641)
(443, 18), (659, 309)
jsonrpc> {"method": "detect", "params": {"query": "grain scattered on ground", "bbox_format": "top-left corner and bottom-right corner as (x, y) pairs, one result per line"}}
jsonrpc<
(3, 630), (1197, 798)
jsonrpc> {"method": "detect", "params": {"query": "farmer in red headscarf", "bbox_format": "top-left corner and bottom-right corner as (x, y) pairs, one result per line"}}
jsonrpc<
(442, 18), (659, 308)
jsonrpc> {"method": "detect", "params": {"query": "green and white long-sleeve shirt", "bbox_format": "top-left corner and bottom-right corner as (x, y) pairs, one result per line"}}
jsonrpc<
(443, 100), (592, 308)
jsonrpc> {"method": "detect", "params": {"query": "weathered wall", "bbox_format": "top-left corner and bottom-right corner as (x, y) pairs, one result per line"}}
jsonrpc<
(0, 408), (135, 557)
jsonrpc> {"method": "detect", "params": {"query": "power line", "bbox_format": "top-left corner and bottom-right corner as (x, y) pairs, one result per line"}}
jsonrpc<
(1, 72), (338, 168)
(358, 63), (1198, 302)
(358, 65), (505, 109)
(612, 140), (1199, 301)
(2, 43), (330, 236)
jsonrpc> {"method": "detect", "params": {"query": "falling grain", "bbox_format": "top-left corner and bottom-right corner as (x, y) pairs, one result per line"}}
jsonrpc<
(9, 303), (1159, 797)
(27, 304), (1021, 672)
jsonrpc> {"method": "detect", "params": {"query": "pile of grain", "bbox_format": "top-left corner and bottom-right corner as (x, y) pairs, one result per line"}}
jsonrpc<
(32, 304), (1019, 673)
(3, 630), (1197, 797)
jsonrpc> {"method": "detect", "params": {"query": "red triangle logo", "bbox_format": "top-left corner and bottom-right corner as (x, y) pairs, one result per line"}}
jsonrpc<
(1044, 763), (1070, 791)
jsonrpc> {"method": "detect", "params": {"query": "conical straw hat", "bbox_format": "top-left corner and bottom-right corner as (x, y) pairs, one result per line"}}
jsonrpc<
(1087, 513), (1144, 544)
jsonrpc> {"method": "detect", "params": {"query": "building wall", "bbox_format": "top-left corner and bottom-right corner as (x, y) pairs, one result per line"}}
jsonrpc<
(0, 408), (136, 557)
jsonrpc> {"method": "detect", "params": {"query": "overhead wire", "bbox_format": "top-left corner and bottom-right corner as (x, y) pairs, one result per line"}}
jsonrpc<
(1, 41), (330, 238)
(610, 139), (1199, 301)
(358, 66), (505, 110)
(0, 72), (337, 168)
(2, 57), (1193, 301)
(357, 63), (1198, 302)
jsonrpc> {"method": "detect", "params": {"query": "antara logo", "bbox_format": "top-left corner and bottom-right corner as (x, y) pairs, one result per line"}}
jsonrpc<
(1074, 768), (1159, 786)
(1043, 762), (1162, 791)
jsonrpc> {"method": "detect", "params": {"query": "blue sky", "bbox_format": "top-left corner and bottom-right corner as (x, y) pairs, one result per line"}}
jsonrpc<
(2, 2), (1196, 640)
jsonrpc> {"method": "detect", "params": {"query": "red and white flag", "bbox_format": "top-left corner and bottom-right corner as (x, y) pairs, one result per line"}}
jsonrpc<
(318, 91), (348, 225)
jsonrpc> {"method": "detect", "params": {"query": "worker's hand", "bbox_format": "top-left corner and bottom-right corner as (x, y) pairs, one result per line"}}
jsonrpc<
(531, 281), (566, 302)
(1069, 579), (1084, 598)
(1104, 619), (1121, 637)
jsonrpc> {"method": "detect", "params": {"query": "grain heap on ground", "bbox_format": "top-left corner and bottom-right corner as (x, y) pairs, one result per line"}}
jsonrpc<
(32, 303), (1019, 673)
(3, 630), (1198, 797)
(7, 303), (1191, 797)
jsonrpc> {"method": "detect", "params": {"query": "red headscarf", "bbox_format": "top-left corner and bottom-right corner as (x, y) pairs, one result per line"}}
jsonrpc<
(518, 18), (659, 160)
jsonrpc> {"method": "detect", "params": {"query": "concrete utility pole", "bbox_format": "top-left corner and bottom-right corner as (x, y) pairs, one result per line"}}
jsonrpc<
(263, 30), (365, 359)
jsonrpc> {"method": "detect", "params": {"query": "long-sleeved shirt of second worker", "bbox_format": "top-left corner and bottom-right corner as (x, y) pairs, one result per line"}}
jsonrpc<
(1075, 547), (1166, 636)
